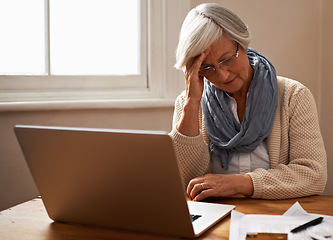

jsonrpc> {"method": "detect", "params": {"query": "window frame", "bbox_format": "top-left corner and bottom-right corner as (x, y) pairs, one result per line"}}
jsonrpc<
(0, 0), (190, 104)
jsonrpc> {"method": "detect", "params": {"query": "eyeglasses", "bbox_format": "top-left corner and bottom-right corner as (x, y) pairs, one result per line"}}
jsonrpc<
(198, 43), (239, 78)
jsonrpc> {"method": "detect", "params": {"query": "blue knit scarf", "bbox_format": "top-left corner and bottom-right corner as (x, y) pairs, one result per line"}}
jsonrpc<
(201, 48), (278, 170)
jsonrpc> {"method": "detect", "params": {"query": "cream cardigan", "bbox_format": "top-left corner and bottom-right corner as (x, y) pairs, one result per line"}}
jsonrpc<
(169, 76), (327, 199)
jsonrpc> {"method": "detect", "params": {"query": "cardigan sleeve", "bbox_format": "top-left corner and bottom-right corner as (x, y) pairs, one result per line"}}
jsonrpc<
(248, 81), (327, 199)
(169, 92), (211, 186)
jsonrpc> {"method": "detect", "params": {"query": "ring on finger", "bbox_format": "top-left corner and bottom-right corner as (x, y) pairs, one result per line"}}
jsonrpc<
(201, 183), (205, 190)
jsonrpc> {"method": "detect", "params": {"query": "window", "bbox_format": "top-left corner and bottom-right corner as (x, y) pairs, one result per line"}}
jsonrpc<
(49, 0), (142, 76)
(0, 0), (190, 104)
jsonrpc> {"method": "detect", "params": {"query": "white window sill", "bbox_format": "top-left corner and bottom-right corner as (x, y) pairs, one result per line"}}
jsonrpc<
(0, 98), (176, 112)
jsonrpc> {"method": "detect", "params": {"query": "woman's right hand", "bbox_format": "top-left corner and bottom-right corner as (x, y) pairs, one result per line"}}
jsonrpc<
(184, 48), (211, 104)
(177, 48), (211, 137)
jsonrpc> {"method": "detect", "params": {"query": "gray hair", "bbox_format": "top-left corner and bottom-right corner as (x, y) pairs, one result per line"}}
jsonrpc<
(175, 3), (251, 70)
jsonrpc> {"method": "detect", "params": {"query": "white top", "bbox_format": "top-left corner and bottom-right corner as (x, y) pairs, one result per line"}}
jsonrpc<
(210, 96), (270, 175)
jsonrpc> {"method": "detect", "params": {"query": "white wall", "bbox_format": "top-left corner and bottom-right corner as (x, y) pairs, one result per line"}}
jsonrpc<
(320, 0), (333, 197)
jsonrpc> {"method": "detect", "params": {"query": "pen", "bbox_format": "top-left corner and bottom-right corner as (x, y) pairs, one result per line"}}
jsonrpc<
(290, 216), (324, 233)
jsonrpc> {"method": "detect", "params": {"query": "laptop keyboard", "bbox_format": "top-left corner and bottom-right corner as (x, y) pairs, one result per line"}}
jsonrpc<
(190, 214), (202, 222)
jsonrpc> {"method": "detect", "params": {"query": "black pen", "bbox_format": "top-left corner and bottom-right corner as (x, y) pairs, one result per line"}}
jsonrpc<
(290, 217), (324, 233)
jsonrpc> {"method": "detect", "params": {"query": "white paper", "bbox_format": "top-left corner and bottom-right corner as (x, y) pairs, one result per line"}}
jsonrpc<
(229, 202), (333, 240)
(282, 201), (309, 216)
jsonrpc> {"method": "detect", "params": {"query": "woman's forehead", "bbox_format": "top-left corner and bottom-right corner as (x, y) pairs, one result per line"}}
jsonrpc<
(201, 36), (234, 65)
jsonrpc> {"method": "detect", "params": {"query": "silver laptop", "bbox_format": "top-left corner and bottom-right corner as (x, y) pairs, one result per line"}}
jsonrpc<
(14, 125), (235, 238)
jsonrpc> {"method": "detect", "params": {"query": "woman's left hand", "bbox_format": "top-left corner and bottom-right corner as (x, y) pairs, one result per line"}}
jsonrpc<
(186, 174), (254, 201)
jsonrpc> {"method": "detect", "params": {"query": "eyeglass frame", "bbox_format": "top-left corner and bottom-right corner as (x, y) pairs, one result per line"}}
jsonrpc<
(198, 42), (240, 77)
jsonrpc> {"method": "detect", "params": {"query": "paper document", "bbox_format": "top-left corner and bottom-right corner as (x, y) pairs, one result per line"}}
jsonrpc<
(229, 202), (333, 240)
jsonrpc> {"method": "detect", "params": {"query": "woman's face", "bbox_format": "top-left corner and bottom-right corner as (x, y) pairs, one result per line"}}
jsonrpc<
(200, 35), (253, 97)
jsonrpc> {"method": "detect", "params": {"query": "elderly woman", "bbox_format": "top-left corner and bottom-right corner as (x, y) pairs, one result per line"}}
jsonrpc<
(170, 3), (327, 200)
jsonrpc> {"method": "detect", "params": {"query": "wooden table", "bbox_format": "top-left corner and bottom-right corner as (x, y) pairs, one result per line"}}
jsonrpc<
(1, 195), (332, 240)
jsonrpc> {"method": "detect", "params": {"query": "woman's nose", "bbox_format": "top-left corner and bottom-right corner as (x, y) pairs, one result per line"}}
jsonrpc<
(215, 67), (230, 81)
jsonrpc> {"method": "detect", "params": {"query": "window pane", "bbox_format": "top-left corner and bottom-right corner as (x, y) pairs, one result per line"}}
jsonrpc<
(0, 0), (45, 75)
(50, 0), (141, 76)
